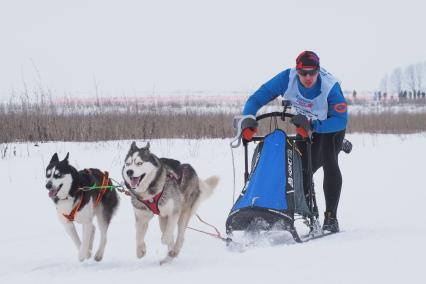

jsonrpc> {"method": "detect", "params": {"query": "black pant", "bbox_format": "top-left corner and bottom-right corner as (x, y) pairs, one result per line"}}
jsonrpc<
(296, 130), (345, 217)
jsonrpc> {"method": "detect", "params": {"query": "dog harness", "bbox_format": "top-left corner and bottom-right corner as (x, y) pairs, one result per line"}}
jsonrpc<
(133, 171), (179, 215)
(92, 170), (110, 208)
(139, 191), (163, 215)
(62, 193), (85, 222)
(62, 170), (110, 222)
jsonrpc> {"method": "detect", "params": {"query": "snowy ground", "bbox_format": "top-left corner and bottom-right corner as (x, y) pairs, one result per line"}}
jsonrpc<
(0, 134), (425, 284)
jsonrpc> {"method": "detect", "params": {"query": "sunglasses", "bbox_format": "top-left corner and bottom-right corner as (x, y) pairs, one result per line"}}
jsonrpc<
(297, 69), (319, 77)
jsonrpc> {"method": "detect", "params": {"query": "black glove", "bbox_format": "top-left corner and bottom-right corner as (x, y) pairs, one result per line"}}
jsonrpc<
(290, 114), (311, 130)
(290, 114), (312, 138)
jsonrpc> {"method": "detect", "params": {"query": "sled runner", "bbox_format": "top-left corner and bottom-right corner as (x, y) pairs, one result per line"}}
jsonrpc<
(227, 101), (332, 245)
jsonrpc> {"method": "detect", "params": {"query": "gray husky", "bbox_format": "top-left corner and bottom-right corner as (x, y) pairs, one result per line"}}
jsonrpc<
(122, 142), (219, 264)
(45, 153), (119, 262)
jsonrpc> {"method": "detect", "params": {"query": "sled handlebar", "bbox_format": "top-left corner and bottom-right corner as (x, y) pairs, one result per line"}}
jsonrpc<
(249, 112), (296, 142)
(255, 112), (294, 122)
(255, 99), (294, 123)
(230, 100), (297, 148)
(230, 112), (295, 148)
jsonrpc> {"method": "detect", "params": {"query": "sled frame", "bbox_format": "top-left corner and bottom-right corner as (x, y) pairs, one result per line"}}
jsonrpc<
(232, 106), (319, 243)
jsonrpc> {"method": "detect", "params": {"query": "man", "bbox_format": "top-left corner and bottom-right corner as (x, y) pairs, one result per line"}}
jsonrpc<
(239, 50), (350, 233)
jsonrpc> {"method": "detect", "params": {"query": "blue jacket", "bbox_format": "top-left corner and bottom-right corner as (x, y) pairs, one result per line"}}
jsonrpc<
(242, 68), (348, 133)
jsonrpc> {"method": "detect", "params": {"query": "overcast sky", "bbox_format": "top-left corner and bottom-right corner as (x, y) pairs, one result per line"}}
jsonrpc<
(1, 0), (425, 99)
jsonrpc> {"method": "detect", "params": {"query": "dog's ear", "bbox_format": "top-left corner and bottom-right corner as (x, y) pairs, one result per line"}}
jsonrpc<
(130, 141), (138, 151)
(143, 141), (150, 151)
(50, 153), (59, 164)
(63, 152), (70, 163)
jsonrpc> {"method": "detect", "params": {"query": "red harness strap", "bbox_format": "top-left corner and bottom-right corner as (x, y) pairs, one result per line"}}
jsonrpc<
(140, 191), (163, 215)
(138, 171), (177, 215)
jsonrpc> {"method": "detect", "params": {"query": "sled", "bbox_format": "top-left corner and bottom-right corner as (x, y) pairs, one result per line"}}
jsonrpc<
(227, 101), (329, 245)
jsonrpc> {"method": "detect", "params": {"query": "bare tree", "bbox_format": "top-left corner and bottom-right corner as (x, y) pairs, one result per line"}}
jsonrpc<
(415, 62), (425, 92)
(380, 73), (388, 94)
(404, 64), (417, 94)
(390, 67), (403, 94)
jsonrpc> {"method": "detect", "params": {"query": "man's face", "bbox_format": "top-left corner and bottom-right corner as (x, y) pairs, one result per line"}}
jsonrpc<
(297, 67), (319, 88)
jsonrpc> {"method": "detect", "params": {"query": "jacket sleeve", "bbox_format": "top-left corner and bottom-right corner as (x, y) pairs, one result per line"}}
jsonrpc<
(242, 69), (290, 116)
(312, 83), (348, 133)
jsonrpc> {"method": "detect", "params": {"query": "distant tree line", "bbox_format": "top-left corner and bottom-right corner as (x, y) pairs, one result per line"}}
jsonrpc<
(378, 61), (426, 101)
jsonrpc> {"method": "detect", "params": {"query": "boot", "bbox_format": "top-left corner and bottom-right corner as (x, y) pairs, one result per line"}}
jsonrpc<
(323, 211), (339, 233)
(341, 139), (352, 154)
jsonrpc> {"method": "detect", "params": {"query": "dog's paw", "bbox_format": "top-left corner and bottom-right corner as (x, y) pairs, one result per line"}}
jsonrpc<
(136, 243), (146, 259)
(159, 250), (178, 265)
(78, 251), (86, 262)
(78, 249), (91, 261)
(161, 234), (174, 246)
(160, 255), (174, 266)
(94, 251), (103, 262)
(168, 250), (178, 258)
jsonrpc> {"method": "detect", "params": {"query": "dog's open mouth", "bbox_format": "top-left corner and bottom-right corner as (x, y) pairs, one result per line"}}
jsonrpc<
(48, 184), (62, 199)
(130, 174), (146, 188)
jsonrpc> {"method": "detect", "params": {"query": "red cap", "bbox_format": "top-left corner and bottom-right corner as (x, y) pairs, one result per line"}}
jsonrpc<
(296, 51), (320, 69)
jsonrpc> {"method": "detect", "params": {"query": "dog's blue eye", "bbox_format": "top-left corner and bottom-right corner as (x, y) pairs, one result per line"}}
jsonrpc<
(137, 162), (143, 166)
(125, 162), (131, 166)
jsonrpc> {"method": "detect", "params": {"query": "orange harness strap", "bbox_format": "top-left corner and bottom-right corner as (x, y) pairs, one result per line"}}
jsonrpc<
(63, 170), (110, 222)
(63, 193), (85, 222)
(94, 171), (109, 208)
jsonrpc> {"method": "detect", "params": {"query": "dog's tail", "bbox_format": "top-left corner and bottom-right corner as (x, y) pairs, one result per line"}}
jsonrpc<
(199, 176), (219, 202)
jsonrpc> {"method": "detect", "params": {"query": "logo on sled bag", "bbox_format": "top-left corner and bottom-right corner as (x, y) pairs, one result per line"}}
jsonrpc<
(287, 149), (294, 188)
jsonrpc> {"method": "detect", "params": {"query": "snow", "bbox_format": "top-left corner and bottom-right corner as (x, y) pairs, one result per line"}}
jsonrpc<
(0, 134), (425, 284)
